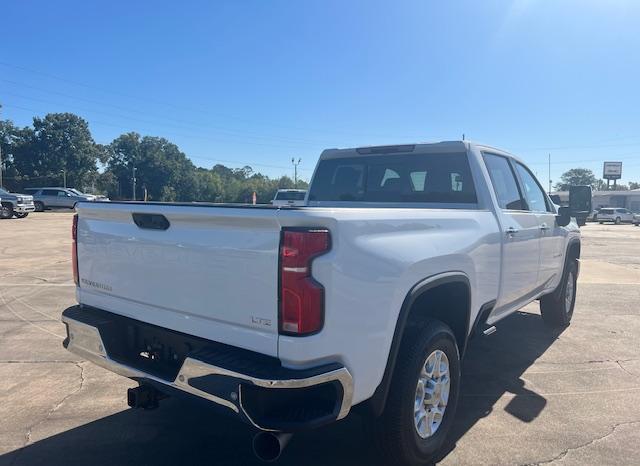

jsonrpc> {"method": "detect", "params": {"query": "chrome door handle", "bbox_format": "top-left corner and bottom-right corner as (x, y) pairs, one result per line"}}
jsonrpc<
(539, 223), (550, 231)
(505, 227), (519, 236)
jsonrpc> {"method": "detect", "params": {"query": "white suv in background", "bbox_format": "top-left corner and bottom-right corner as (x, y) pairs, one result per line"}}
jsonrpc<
(597, 208), (635, 224)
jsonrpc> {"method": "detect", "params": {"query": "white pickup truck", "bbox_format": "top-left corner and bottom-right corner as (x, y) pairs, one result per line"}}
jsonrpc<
(62, 141), (581, 464)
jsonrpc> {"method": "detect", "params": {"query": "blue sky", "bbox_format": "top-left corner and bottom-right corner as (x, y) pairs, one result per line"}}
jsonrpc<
(2, 0), (640, 185)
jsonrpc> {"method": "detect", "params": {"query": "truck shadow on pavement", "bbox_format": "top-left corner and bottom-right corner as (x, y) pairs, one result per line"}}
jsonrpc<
(1, 311), (562, 466)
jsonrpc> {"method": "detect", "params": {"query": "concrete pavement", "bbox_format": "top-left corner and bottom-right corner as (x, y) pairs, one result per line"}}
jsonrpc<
(1, 212), (638, 465)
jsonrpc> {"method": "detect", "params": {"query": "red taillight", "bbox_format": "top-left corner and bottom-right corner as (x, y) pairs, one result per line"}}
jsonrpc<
(72, 214), (79, 285)
(279, 228), (330, 335)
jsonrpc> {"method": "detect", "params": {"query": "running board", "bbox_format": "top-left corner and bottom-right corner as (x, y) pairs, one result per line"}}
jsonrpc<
(482, 326), (497, 336)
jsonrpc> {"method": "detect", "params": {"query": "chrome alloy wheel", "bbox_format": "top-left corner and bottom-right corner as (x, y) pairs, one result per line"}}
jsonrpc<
(414, 349), (450, 438)
(565, 270), (575, 313)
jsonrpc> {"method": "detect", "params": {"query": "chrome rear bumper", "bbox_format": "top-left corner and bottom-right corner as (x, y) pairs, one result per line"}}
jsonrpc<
(62, 306), (353, 431)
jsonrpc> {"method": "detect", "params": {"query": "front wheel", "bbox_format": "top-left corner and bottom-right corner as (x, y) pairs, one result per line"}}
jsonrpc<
(372, 320), (460, 466)
(0, 203), (14, 219)
(13, 212), (29, 219)
(615, 217), (621, 225)
(540, 260), (578, 328)
(34, 201), (45, 212)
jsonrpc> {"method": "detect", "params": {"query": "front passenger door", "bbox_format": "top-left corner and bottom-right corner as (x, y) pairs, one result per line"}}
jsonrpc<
(483, 153), (541, 319)
(513, 162), (564, 290)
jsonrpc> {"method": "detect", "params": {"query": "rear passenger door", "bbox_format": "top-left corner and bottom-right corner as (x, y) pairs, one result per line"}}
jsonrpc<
(483, 153), (541, 319)
(40, 189), (60, 207)
(513, 162), (564, 290)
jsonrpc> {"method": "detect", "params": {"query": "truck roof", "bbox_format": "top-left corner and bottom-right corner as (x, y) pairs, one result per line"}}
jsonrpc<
(319, 140), (517, 160)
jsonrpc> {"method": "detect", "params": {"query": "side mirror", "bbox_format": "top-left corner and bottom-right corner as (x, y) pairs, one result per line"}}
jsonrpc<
(556, 206), (571, 227)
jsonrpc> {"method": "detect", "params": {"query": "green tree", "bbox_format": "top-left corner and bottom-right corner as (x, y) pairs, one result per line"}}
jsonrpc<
(628, 182), (640, 190)
(15, 113), (100, 189)
(554, 168), (597, 191)
(107, 132), (197, 201)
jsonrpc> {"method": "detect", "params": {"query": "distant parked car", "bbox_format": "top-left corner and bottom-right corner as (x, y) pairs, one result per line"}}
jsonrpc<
(0, 187), (36, 219)
(633, 213), (640, 226)
(23, 187), (97, 211)
(271, 189), (307, 206)
(597, 208), (635, 224)
(587, 208), (602, 222)
(65, 188), (110, 202)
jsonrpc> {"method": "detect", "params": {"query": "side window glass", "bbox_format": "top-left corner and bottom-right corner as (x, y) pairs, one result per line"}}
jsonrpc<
(410, 171), (427, 191)
(514, 163), (550, 212)
(483, 154), (525, 210)
(380, 169), (400, 187)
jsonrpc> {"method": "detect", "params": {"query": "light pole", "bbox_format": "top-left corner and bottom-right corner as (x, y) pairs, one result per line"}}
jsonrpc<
(61, 169), (67, 188)
(291, 157), (301, 188)
(548, 153), (551, 194)
(132, 166), (137, 201)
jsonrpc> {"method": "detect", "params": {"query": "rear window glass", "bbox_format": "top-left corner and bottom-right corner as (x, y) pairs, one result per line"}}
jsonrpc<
(308, 153), (477, 204)
(275, 191), (306, 201)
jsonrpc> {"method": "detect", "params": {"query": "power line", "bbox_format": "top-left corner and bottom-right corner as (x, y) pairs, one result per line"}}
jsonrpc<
(1, 103), (315, 173)
(0, 102), (320, 151)
(0, 61), (412, 140)
(512, 140), (640, 153)
(1, 91), (330, 147)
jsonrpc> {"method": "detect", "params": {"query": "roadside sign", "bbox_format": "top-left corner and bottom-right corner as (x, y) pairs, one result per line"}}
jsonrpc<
(603, 161), (622, 180)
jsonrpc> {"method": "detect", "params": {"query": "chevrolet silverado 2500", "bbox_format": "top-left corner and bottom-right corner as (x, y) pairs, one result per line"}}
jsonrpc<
(61, 141), (581, 464)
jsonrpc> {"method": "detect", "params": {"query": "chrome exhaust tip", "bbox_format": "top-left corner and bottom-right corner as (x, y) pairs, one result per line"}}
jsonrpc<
(252, 432), (293, 462)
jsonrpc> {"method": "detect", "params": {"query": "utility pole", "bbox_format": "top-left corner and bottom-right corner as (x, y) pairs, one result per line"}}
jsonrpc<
(291, 157), (301, 188)
(61, 169), (67, 188)
(548, 153), (552, 194)
(132, 166), (137, 201)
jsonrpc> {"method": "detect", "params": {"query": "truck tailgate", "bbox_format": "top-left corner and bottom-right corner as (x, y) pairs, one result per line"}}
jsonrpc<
(75, 202), (282, 356)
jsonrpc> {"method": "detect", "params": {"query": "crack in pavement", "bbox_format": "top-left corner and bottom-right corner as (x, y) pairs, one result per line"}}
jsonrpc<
(10, 362), (86, 466)
(523, 420), (640, 465)
(616, 360), (639, 378)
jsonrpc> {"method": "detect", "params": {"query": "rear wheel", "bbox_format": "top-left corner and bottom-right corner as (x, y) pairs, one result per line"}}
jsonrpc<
(13, 212), (29, 219)
(34, 201), (45, 212)
(0, 203), (14, 219)
(372, 320), (460, 466)
(540, 260), (578, 328)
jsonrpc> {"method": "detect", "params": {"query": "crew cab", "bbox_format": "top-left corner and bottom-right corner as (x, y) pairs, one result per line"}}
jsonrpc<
(61, 141), (582, 464)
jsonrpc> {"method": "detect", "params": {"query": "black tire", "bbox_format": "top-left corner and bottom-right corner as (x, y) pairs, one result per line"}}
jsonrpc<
(34, 201), (45, 212)
(13, 212), (29, 218)
(615, 217), (621, 225)
(372, 320), (460, 466)
(540, 260), (578, 328)
(0, 203), (14, 219)
(599, 221), (604, 224)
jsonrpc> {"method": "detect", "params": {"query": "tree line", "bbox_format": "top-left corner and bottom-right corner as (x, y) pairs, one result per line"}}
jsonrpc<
(0, 109), (307, 203)
(554, 168), (639, 191)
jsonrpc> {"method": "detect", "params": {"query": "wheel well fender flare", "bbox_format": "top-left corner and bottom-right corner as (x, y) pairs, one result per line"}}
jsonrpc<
(361, 272), (471, 417)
